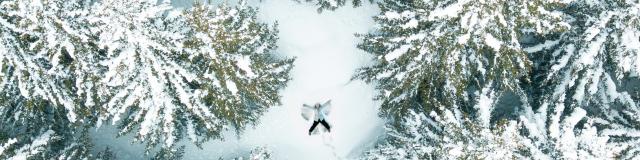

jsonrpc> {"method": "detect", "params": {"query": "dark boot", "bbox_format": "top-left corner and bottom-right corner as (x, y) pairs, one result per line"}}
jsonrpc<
(308, 121), (320, 135)
(319, 120), (331, 132)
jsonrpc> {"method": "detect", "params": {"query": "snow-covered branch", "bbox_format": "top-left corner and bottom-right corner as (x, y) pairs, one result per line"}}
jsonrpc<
(295, 0), (373, 12)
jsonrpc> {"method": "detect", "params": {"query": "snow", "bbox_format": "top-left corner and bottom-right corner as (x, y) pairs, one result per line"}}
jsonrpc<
(620, 28), (640, 75)
(476, 84), (495, 127)
(0, 138), (17, 156)
(484, 33), (502, 52)
(327, 0), (338, 7)
(384, 45), (410, 61)
(558, 107), (587, 159)
(579, 31), (607, 66)
(583, 12), (613, 42)
(572, 70), (589, 103)
(546, 44), (575, 81)
(402, 19), (418, 29)
(382, 11), (415, 20)
(428, 0), (468, 20)
(383, 11), (401, 19)
(448, 145), (463, 157)
(457, 33), (470, 44)
(548, 102), (565, 140)
(11, 130), (56, 159)
(523, 39), (560, 53)
(181, 1), (383, 159)
(91, 1), (383, 159)
(226, 79), (239, 95)
(236, 55), (256, 78)
(186, 120), (197, 142)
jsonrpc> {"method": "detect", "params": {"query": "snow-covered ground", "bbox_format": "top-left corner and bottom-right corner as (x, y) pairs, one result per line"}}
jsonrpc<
(91, 1), (383, 159)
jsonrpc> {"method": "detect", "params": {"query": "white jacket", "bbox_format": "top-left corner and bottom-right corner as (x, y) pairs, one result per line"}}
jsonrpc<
(301, 100), (331, 121)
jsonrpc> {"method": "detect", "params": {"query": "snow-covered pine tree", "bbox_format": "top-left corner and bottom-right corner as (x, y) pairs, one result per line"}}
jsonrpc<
(355, 0), (575, 159)
(94, 146), (117, 160)
(363, 110), (525, 159)
(354, 0), (565, 127)
(247, 146), (273, 160)
(0, 0), (97, 124)
(296, 0), (373, 12)
(520, 0), (640, 159)
(0, 129), (59, 159)
(0, 95), (95, 159)
(0, 0), (97, 159)
(89, 0), (293, 157)
(358, 0), (640, 159)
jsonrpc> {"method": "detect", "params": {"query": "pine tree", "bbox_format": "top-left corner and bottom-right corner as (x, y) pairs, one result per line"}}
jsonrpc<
(354, 0), (563, 127)
(356, 1), (637, 158)
(363, 110), (525, 159)
(89, 0), (293, 156)
(95, 146), (117, 160)
(296, 0), (373, 12)
(520, 0), (640, 158)
(0, 129), (58, 159)
(248, 146), (273, 160)
(0, 0), (96, 159)
(2, 0), (293, 158)
(0, 97), (94, 159)
(358, 0), (640, 159)
(0, 0), (96, 124)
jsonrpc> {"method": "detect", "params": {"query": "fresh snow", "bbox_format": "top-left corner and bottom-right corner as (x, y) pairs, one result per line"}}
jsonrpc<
(384, 45), (410, 61)
(620, 28), (640, 76)
(402, 19), (418, 29)
(457, 33), (470, 44)
(181, 1), (383, 159)
(327, 0), (338, 7)
(523, 39), (560, 53)
(558, 107), (587, 159)
(579, 32), (608, 66)
(91, 1), (384, 159)
(476, 85), (495, 127)
(381, 10), (414, 20)
(484, 33), (502, 52)
(236, 55), (256, 78)
(583, 12), (613, 42)
(225, 79), (239, 95)
(383, 11), (401, 19)
(428, 0), (468, 20)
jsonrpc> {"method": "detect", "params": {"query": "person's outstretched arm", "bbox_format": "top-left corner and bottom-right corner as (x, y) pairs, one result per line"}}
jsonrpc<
(301, 104), (315, 121)
(320, 100), (332, 115)
(303, 104), (314, 108)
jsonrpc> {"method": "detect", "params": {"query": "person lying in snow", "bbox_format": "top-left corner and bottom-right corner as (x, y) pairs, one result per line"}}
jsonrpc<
(301, 100), (332, 135)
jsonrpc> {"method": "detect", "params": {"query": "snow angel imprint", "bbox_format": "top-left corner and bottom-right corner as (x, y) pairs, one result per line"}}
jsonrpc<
(302, 100), (332, 135)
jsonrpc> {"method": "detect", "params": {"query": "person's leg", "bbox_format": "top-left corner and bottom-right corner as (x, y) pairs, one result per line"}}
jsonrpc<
(308, 121), (320, 135)
(319, 119), (331, 132)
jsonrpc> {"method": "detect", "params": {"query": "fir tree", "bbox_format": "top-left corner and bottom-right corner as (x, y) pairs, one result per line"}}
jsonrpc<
(248, 146), (273, 160)
(89, 0), (293, 156)
(0, 94), (94, 159)
(0, 0), (96, 159)
(2, 0), (293, 158)
(357, 0), (640, 159)
(0, 0), (96, 124)
(354, 0), (562, 127)
(95, 146), (117, 160)
(363, 110), (525, 159)
(296, 0), (373, 12)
